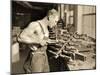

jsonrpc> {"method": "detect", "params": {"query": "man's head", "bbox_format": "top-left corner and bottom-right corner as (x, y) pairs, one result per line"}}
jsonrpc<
(47, 9), (59, 28)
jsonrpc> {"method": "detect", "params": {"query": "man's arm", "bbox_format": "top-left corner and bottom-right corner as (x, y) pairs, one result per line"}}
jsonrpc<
(17, 22), (41, 44)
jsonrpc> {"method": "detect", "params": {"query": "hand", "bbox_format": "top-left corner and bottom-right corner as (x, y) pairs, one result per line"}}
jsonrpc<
(40, 40), (47, 46)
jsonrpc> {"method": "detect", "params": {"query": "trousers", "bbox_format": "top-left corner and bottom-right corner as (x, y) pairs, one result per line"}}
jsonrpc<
(24, 46), (50, 73)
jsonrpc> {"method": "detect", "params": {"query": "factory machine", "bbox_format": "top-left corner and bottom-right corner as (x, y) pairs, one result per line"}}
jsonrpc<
(47, 19), (96, 70)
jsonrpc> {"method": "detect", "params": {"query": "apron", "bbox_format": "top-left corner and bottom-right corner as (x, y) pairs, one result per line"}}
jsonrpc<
(23, 22), (49, 73)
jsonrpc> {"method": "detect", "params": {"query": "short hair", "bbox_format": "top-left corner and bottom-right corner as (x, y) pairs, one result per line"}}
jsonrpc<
(47, 9), (58, 20)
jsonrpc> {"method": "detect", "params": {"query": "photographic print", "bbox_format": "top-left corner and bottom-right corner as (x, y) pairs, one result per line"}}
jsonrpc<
(11, 0), (96, 74)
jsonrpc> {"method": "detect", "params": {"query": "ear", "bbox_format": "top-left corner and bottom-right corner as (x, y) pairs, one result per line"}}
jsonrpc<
(48, 15), (52, 21)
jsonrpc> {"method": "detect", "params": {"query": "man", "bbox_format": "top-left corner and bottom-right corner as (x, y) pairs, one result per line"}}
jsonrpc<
(18, 9), (59, 73)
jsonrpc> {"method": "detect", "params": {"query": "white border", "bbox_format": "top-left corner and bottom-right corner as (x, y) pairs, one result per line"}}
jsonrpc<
(0, 0), (100, 75)
(13, 0), (96, 5)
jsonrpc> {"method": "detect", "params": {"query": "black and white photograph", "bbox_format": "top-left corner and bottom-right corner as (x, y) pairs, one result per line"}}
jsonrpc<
(11, 0), (96, 74)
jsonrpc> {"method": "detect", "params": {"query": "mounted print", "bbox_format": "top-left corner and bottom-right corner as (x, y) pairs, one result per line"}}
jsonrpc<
(11, 0), (96, 74)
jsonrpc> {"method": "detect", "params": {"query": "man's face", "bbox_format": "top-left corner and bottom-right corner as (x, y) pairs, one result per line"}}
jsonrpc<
(49, 15), (59, 28)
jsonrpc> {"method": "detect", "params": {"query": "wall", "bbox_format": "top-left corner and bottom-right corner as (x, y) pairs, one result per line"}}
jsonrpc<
(82, 6), (96, 38)
(75, 5), (96, 38)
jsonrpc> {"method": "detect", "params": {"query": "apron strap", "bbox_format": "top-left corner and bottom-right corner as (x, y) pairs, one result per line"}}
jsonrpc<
(38, 21), (45, 34)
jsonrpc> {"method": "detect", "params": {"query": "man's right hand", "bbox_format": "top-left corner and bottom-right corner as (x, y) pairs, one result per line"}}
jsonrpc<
(40, 40), (47, 46)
